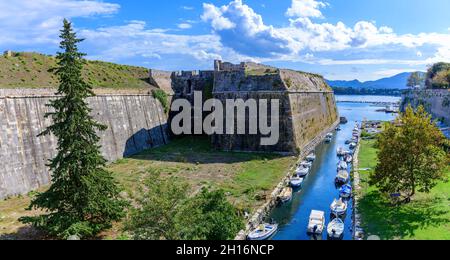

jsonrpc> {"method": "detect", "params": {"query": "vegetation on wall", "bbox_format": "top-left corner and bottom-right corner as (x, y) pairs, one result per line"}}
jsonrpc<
(426, 62), (450, 89)
(152, 89), (170, 113)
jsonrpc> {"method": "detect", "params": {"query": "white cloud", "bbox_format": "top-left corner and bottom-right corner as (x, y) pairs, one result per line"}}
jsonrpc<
(177, 23), (192, 29)
(286, 0), (328, 18)
(0, 0), (120, 46)
(201, 0), (296, 57)
(182, 6), (194, 10)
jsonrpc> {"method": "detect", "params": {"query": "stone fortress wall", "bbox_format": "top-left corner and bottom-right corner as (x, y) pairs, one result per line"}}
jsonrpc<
(150, 60), (339, 153)
(401, 89), (450, 125)
(0, 60), (339, 199)
(0, 89), (169, 199)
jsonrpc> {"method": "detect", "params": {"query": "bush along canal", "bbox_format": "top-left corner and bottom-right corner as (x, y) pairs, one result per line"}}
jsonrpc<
(269, 101), (398, 240)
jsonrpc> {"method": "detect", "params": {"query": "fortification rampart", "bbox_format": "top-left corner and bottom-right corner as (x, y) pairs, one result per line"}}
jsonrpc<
(0, 89), (169, 199)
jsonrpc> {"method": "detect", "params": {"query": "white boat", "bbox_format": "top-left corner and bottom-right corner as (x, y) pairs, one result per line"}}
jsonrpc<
(345, 155), (353, 163)
(306, 153), (316, 162)
(300, 161), (313, 168)
(327, 218), (345, 240)
(296, 166), (310, 177)
(349, 142), (357, 149)
(325, 136), (332, 143)
(278, 187), (293, 203)
(337, 161), (348, 170)
(330, 198), (348, 216)
(337, 148), (347, 157)
(339, 184), (353, 199)
(326, 133), (334, 138)
(307, 210), (325, 235)
(336, 170), (350, 184)
(248, 223), (278, 240)
(290, 176), (304, 188)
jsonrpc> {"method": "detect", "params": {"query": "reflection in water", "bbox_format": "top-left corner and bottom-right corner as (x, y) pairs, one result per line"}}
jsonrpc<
(270, 100), (397, 240)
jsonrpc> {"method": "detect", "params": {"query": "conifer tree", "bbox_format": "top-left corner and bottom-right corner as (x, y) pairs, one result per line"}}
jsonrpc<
(21, 19), (125, 238)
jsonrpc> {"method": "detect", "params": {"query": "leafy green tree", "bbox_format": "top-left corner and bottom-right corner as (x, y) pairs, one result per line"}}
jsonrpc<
(176, 188), (244, 240)
(127, 172), (244, 240)
(370, 106), (448, 203)
(126, 171), (189, 240)
(407, 72), (425, 88)
(20, 19), (125, 238)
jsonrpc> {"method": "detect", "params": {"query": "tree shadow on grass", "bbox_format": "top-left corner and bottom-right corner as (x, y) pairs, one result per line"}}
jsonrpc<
(358, 191), (449, 240)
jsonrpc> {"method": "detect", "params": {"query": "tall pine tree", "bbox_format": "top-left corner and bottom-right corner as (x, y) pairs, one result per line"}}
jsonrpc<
(21, 19), (125, 239)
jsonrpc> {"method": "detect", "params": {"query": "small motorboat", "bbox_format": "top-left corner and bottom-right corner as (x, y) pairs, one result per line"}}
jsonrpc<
(330, 198), (348, 216)
(306, 153), (316, 162)
(327, 218), (345, 240)
(345, 140), (352, 145)
(339, 184), (353, 199)
(300, 161), (313, 168)
(290, 176), (304, 188)
(336, 170), (350, 184)
(247, 223), (278, 240)
(325, 136), (332, 143)
(337, 161), (348, 170)
(349, 142), (357, 149)
(345, 155), (353, 163)
(307, 210), (325, 235)
(326, 133), (334, 138)
(278, 187), (293, 203)
(296, 166), (310, 177)
(337, 148), (347, 157)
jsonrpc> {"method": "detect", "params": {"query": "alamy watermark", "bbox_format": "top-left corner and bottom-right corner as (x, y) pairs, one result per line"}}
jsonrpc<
(171, 91), (280, 146)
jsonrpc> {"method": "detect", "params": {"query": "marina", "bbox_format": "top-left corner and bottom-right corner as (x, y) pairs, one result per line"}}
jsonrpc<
(270, 99), (398, 240)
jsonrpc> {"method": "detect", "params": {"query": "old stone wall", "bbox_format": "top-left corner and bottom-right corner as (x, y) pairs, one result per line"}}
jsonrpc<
(402, 89), (450, 124)
(0, 89), (169, 199)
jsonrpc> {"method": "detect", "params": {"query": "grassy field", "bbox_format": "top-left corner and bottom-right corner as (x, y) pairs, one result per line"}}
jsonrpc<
(357, 140), (450, 240)
(0, 52), (152, 89)
(0, 137), (297, 239)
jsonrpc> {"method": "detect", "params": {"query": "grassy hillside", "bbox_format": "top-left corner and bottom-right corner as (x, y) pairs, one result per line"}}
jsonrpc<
(0, 52), (153, 89)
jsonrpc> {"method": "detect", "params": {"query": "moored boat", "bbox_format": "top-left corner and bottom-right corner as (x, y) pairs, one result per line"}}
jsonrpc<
(339, 184), (353, 199)
(349, 142), (357, 149)
(325, 136), (332, 143)
(345, 154), (353, 163)
(290, 176), (304, 188)
(278, 187), (293, 203)
(299, 161), (313, 168)
(307, 210), (325, 235)
(247, 223), (278, 240)
(337, 161), (348, 170)
(306, 153), (316, 162)
(296, 166), (310, 177)
(327, 218), (345, 240)
(335, 170), (350, 184)
(330, 198), (348, 216)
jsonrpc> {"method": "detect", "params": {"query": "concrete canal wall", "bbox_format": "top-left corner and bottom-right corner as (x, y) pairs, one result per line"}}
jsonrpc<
(0, 89), (169, 199)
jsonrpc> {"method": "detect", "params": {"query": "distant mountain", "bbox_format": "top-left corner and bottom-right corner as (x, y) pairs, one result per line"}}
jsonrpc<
(327, 72), (426, 90)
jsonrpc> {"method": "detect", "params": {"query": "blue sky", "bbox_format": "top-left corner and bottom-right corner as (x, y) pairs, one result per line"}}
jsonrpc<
(0, 0), (449, 81)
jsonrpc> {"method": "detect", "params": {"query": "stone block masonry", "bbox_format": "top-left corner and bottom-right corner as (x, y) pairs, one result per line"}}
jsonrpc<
(402, 89), (450, 125)
(0, 89), (169, 199)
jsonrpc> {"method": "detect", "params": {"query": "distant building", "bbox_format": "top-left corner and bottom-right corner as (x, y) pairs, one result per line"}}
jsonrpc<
(3, 50), (13, 57)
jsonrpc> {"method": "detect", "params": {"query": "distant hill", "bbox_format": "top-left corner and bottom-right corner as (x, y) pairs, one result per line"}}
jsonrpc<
(327, 72), (426, 90)
(0, 52), (153, 89)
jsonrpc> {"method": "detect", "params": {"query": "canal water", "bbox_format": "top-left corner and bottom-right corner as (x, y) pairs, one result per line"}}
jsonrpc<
(270, 97), (399, 240)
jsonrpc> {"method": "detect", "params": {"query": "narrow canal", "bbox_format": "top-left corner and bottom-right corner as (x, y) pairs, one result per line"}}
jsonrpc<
(270, 99), (399, 240)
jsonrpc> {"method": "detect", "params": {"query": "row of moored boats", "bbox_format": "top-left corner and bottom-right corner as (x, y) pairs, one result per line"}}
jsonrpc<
(248, 125), (360, 240)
